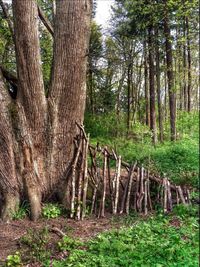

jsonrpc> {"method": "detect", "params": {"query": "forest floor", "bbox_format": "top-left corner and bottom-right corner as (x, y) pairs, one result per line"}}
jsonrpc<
(0, 214), (121, 264)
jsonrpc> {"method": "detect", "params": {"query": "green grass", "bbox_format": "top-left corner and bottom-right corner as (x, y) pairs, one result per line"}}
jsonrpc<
(87, 111), (199, 187)
(52, 205), (199, 267)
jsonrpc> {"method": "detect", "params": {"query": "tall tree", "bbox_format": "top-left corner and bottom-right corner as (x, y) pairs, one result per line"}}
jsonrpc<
(0, 0), (92, 221)
(148, 25), (157, 144)
(164, 0), (176, 141)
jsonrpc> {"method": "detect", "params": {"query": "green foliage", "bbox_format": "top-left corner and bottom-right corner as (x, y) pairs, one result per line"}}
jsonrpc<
(86, 111), (198, 187)
(172, 204), (198, 218)
(19, 227), (50, 264)
(12, 201), (30, 220)
(42, 203), (62, 219)
(58, 236), (83, 252)
(52, 210), (199, 267)
(5, 252), (22, 267)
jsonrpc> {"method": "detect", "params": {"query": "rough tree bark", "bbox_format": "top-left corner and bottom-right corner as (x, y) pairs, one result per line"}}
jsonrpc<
(0, 0), (92, 221)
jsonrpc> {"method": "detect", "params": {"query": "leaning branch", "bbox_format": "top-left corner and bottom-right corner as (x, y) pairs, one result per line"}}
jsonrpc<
(38, 5), (54, 37)
(0, 66), (18, 87)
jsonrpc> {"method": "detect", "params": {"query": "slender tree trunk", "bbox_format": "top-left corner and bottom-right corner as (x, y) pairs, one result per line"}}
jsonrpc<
(148, 25), (157, 144)
(164, 2), (176, 141)
(144, 39), (150, 127)
(127, 63), (131, 134)
(155, 28), (164, 142)
(186, 17), (191, 112)
(183, 17), (187, 111)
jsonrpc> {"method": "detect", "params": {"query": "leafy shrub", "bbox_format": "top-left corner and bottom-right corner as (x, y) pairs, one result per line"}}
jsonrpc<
(42, 203), (62, 219)
(53, 214), (199, 267)
(58, 236), (83, 252)
(5, 252), (22, 267)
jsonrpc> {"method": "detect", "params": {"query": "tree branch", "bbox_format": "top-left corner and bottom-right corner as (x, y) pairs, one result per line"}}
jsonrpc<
(0, 65), (18, 87)
(38, 5), (54, 37)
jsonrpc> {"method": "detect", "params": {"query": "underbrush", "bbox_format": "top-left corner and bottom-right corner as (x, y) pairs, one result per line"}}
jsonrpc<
(87, 111), (199, 187)
(5, 204), (199, 267)
(53, 205), (199, 267)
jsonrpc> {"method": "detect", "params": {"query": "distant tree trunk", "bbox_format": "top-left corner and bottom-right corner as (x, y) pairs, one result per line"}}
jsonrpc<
(127, 62), (131, 134)
(155, 29), (164, 142)
(186, 17), (191, 112)
(0, 0), (92, 222)
(164, 2), (176, 141)
(144, 39), (150, 127)
(183, 17), (187, 111)
(148, 25), (157, 144)
(116, 69), (125, 118)
(177, 27), (183, 111)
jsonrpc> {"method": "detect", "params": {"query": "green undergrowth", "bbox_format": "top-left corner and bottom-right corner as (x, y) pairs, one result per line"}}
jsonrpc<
(52, 205), (199, 267)
(87, 111), (199, 187)
(5, 204), (199, 267)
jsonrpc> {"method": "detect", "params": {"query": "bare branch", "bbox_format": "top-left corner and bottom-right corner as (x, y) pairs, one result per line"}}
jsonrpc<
(38, 4), (54, 37)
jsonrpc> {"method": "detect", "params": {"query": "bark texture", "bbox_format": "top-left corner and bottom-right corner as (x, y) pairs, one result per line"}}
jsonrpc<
(0, 0), (92, 221)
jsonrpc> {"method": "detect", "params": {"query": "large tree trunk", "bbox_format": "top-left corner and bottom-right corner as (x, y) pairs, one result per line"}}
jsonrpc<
(164, 2), (176, 141)
(48, 0), (91, 201)
(0, 0), (92, 221)
(0, 71), (19, 222)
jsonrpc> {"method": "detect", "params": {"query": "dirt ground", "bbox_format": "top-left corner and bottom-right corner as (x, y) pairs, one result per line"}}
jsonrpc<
(0, 214), (121, 265)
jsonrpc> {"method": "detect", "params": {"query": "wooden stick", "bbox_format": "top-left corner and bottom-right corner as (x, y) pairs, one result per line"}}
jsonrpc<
(147, 170), (152, 211)
(119, 178), (129, 214)
(177, 186), (186, 205)
(70, 136), (82, 218)
(186, 189), (191, 204)
(144, 180), (148, 215)
(76, 138), (85, 220)
(138, 167), (144, 213)
(113, 156), (121, 214)
(91, 186), (97, 215)
(167, 179), (172, 211)
(134, 167), (140, 211)
(125, 161), (137, 214)
(100, 148), (108, 217)
(163, 178), (168, 213)
(176, 186), (180, 204)
(81, 134), (90, 220)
